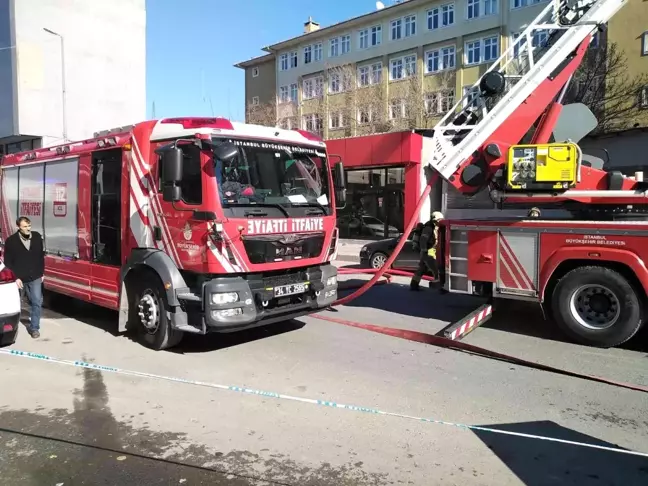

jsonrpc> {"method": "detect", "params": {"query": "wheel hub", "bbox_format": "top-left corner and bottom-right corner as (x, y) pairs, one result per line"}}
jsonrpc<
(372, 254), (387, 268)
(138, 292), (159, 333)
(570, 284), (620, 330)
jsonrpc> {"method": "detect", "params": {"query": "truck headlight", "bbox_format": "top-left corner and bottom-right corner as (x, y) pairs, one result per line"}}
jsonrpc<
(211, 292), (239, 305)
(326, 276), (337, 287)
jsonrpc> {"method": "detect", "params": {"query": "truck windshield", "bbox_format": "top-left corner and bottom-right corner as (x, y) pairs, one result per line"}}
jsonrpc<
(213, 138), (331, 210)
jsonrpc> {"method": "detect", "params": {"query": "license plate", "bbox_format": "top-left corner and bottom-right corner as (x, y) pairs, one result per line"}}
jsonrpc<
(274, 282), (308, 297)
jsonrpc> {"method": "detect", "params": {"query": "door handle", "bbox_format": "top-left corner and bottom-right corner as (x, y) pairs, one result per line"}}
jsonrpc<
(478, 254), (493, 263)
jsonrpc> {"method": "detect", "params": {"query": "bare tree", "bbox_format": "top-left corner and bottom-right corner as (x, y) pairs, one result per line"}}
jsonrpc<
(566, 42), (648, 133)
(246, 100), (278, 127)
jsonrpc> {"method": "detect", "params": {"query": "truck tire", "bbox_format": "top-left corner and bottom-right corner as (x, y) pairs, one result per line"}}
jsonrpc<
(132, 276), (183, 351)
(551, 266), (644, 348)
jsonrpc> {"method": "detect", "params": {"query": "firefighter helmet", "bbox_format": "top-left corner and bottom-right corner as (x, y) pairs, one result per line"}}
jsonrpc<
(431, 211), (444, 222)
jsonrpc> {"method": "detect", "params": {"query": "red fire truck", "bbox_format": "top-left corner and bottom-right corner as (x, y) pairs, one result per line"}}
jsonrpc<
(0, 118), (346, 350)
(422, 0), (648, 348)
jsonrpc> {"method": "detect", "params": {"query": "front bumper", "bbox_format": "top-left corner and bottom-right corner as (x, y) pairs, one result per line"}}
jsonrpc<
(201, 264), (338, 332)
(0, 312), (20, 347)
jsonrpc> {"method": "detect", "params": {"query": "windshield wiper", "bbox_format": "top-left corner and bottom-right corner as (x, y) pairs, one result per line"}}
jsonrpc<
(293, 202), (328, 215)
(242, 202), (290, 217)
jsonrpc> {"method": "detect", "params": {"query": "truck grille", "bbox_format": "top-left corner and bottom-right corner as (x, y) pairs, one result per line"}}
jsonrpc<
(242, 233), (326, 264)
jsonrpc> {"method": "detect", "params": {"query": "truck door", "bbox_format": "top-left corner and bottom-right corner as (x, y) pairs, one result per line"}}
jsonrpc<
(90, 147), (123, 306)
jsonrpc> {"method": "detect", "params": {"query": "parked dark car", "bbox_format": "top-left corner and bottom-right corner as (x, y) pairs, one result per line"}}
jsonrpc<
(359, 232), (420, 270)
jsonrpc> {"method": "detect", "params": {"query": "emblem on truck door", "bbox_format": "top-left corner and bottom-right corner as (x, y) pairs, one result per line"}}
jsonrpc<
(183, 222), (192, 241)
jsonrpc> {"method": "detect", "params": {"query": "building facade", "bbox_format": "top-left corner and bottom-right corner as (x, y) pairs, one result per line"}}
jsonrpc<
(236, 0), (648, 239)
(0, 0), (146, 154)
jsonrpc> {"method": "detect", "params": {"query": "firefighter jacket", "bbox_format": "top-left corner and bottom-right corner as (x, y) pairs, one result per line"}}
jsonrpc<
(419, 222), (439, 258)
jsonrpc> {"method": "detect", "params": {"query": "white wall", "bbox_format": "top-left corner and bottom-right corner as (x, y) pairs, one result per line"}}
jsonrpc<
(10, 0), (146, 144)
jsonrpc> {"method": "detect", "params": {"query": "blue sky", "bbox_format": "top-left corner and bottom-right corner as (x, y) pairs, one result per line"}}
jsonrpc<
(146, 0), (383, 122)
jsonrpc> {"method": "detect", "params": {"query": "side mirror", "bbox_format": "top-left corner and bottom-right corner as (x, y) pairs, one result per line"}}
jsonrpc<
(333, 161), (347, 208)
(160, 147), (183, 184)
(214, 142), (238, 162)
(162, 185), (182, 203)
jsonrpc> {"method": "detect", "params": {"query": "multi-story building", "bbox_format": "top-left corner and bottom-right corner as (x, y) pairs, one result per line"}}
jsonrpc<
(235, 0), (647, 141)
(0, 0), (146, 154)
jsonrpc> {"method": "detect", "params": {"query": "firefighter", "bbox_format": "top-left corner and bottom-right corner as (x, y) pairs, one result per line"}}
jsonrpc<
(410, 211), (444, 291)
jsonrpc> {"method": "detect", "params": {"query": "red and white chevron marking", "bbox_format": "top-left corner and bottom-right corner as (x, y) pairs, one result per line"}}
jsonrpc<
(129, 136), (182, 268)
(498, 235), (535, 291)
(449, 305), (493, 340)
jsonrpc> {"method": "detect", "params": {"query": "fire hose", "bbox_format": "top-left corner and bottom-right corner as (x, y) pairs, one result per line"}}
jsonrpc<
(312, 177), (648, 394)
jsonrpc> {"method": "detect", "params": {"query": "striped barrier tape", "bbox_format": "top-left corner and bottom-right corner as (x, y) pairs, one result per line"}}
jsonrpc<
(1, 347), (647, 459)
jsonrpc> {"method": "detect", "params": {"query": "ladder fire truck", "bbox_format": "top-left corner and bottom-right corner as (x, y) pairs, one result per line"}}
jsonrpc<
(0, 119), (346, 350)
(424, 0), (648, 348)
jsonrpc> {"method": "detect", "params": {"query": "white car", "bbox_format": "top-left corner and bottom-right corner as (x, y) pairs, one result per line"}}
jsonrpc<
(0, 258), (21, 347)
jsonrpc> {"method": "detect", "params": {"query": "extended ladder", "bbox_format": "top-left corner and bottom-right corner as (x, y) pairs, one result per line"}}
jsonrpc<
(429, 0), (627, 182)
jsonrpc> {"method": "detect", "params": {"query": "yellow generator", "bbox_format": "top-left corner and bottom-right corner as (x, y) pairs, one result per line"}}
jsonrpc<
(505, 143), (580, 191)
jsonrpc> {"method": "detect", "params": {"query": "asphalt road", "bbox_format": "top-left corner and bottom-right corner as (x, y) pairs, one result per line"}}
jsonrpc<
(1, 268), (647, 485)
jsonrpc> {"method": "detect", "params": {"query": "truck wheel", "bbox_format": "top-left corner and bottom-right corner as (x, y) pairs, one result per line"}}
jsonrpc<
(133, 278), (183, 351)
(551, 266), (644, 348)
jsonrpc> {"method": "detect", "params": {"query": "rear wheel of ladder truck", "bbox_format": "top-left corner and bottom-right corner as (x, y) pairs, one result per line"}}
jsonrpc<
(551, 266), (644, 348)
(130, 271), (184, 351)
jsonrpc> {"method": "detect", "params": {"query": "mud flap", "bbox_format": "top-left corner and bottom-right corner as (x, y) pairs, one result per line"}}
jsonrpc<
(118, 281), (129, 333)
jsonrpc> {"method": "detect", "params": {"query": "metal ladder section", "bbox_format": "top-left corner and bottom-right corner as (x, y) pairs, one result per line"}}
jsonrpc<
(447, 227), (471, 294)
(428, 0), (627, 182)
(93, 124), (137, 138)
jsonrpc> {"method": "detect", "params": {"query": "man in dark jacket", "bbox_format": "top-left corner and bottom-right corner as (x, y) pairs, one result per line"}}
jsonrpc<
(4, 216), (45, 338)
(410, 211), (443, 291)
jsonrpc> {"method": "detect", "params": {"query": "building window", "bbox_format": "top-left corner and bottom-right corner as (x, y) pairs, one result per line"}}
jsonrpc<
(467, 0), (497, 19)
(640, 86), (648, 109)
(314, 43), (322, 61)
(511, 0), (545, 9)
(463, 85), (480, 107)
(389, 99), (409, 120)
(279, 53), (288, 71)
(330, 72), (351, 93)
(341, 34), (351, 54)
(391, 18), (402, 40)
(290, 83), (298, 102)
(279, 86), (289, 103)
(330, 37), (339, 57)
(425, 89), (456, 115)
(371, 62), (383, 84)
(642, 32), (648, 56)
(358, 65), (370, 86)
(359, 29), (369, 49)
(330, 111), (346, 129)
(358, 108), (373, 124)
(279, 117), (297, 129)
(512, 30), (549, 58)
(290, 51), (298, 68)
(371, 25), (382, 46)
(330, 73), (341, 93)
(427, 3), (455, 30)
(359, 26), (383, 48)
(358, 62), (383, 86)
(390, 54), (416, 81)
(404, 15), (417, 37)
(465, 36), (499, 65)
(252, 67), (259, 77)
(303, 76), (324, 99)
(252, 96), (259, 106)
(304, 45), (312, 64)
(390, 15), (416, 40)
(302, 114), (323, 136)
(425, 46), (456, 73)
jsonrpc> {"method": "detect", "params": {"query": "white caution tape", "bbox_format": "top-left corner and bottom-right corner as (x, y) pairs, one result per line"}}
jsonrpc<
(2, 348), (647, 459)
